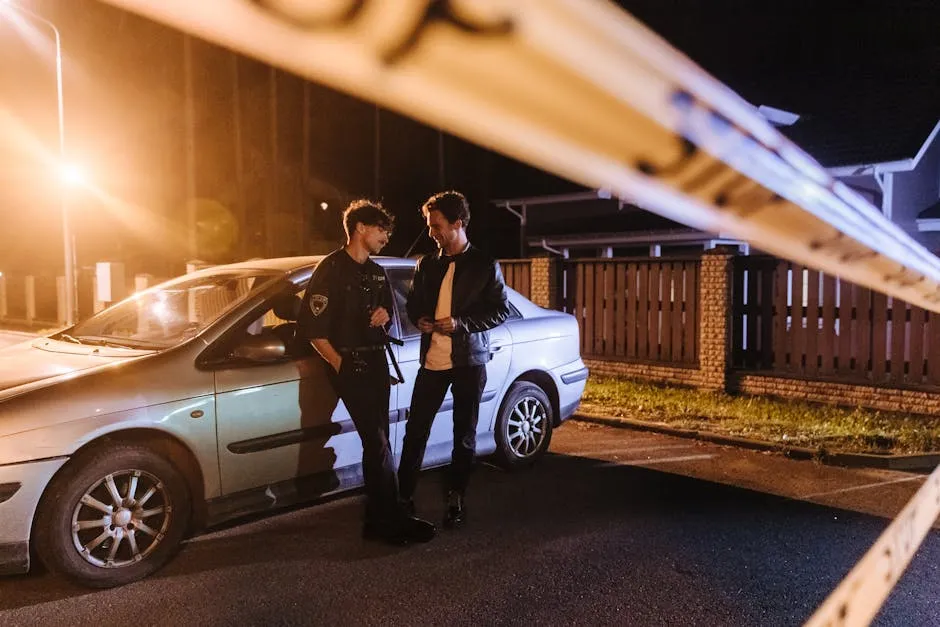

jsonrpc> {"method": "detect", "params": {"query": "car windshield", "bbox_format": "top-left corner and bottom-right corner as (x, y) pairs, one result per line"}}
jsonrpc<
(58, 270), (280, 349)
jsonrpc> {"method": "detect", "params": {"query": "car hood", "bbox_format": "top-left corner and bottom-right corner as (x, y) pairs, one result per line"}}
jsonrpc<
(0, 338), (153, 398)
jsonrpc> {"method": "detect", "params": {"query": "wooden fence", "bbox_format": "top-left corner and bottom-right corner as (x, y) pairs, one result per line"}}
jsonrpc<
(500, 259), (532, 299)
(563, 258), (700, 364)
(732, 256), (940, 387)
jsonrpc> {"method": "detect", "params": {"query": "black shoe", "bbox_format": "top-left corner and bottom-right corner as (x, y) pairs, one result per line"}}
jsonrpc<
(398, 515), (436, 543)
(443, 491), (465, 529)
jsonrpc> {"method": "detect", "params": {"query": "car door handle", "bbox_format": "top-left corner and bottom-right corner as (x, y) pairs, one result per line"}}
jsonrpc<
(490, 342), (506, 353)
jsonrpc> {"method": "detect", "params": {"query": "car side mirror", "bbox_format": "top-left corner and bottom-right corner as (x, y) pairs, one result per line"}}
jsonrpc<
(229, 333), (286, 363)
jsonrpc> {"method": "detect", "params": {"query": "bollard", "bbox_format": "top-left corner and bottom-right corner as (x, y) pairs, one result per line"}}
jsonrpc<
(134, 274), (153, 293)
(25, 276), (36, 325)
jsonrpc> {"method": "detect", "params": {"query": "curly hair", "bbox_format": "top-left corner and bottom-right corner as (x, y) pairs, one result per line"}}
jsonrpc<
(343, 199), (394, 238)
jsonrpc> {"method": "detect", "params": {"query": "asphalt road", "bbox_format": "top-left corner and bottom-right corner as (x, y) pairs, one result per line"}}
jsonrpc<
(1, 419), (938, 626)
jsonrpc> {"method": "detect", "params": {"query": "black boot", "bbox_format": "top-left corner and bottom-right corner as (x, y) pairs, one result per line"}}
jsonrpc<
(443, 491), (465, 529)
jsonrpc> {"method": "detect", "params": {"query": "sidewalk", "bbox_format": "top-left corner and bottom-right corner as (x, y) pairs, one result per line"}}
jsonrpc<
(573, 411), (940, 472)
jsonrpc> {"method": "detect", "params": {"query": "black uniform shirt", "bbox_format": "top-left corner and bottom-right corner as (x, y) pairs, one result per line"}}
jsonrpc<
(300, 248), (393, 349)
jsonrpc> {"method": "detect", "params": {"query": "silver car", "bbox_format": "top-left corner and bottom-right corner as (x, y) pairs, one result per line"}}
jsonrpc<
(0, 256), (587, 588)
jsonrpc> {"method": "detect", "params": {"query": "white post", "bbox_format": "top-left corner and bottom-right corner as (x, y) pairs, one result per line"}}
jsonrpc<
(25, 276), (36, 324)
(134, 274), (153, 293)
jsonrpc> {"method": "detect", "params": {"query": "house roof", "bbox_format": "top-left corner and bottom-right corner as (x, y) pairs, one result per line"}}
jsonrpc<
(782, 109), (939, 170)
(528, 207), (684, 237)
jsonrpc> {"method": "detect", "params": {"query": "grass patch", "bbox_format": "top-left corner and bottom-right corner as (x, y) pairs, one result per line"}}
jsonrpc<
(581, 376), (940, 455)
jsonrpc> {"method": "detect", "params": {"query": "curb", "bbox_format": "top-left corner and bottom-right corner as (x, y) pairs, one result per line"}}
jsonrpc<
(572, 412), (940, 472)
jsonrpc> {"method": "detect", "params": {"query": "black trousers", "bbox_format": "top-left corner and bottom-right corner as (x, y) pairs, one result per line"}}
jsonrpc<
(399, 364), (487, 500)
(332, 350), (400, 525)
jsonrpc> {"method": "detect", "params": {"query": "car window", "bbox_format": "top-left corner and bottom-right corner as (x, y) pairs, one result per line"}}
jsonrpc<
(237, 283), (312, 359)
(387, 267), (420, 338)
(63, 270), (279, 349)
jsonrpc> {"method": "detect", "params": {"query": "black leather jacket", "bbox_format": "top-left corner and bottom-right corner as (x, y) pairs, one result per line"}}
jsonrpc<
(406, 244), (510, 368)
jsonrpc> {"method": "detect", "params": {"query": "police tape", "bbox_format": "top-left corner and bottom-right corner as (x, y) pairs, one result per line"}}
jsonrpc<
(99, 0), (940, 315)
(804, 464), (940, 626)
(94, 1), (940, 624)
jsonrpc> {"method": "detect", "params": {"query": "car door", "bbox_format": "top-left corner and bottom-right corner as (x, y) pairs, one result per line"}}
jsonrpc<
(210, 282), (396, 497)
(386, 265), (512, 468)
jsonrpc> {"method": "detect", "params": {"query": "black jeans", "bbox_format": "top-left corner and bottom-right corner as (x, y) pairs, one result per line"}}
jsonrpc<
(332, 350), (400, 525)
(399, 365), (487, 500)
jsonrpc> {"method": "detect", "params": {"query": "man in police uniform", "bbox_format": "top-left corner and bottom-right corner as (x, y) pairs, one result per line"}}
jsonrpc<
(301, 200), (435, 544)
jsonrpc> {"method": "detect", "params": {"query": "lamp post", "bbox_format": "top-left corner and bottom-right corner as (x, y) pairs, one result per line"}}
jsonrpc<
(1, 1), (76, 325)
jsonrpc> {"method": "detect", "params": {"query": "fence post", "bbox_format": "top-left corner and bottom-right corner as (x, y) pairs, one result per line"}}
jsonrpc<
(25, 276), (36, 325)
(0, 273), (6, 320)
(699, 246), (737, 392)
(529, 255), (561, 309)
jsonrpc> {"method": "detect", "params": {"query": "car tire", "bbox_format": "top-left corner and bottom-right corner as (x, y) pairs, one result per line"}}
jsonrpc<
(34, 443), (192, 588)
(494, 381), (554, 470)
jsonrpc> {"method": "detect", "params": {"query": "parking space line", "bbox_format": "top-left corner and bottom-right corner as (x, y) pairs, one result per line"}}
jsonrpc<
(564, 444), (697, 457)
(800, 475), (926, 500)
(598, 454), (715, 467)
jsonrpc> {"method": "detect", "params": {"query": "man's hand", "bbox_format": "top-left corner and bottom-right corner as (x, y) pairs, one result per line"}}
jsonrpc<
(417, 316), (435, 333)
(370, 306), (391, 328)
(433, 317), (458, 335)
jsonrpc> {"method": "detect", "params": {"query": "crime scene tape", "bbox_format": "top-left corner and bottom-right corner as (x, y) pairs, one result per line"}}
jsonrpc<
(100, 0), (940, 314)
(804, 466), (940, 626)
(96, 1), (940, 624)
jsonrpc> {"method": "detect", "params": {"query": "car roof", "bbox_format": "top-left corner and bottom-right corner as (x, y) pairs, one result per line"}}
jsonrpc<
(189, 255), (418, 275)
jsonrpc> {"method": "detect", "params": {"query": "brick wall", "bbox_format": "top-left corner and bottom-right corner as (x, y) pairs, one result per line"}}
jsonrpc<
(734, 373), (940, 415)
(698, 248), (734, 391)
(529, 256), (560, 309)
(584, 358), (703, 388)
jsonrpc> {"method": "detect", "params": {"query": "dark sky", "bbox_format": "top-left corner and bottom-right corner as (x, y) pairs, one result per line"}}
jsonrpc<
(618, 0), (940, 116)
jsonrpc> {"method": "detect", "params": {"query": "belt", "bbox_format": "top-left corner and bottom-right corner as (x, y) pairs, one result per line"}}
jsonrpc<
(338, 345), (385, 353)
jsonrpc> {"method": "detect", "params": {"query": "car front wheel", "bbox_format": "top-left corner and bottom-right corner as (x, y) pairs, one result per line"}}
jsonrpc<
(34, 443), (191, 588)
(494, 381), (554, 469)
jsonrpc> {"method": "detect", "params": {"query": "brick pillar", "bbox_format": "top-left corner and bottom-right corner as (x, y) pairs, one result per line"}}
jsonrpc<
(698, 246), (736, 392)
(529, 255), (561, 309)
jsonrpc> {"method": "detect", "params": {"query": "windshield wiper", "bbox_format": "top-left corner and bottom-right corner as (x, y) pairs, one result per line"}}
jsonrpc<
(57, 333), (83, 345)
(75, 336), (163, 350)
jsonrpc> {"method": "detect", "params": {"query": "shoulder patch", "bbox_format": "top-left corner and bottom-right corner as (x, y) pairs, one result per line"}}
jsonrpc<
(309, 294), (329, 316)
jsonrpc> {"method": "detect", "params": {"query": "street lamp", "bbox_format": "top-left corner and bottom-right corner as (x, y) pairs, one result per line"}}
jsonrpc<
(1, 0), (76, 325)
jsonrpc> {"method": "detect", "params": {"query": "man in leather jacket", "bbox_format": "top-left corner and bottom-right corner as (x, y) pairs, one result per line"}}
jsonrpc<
(398, 191), (510, 528)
